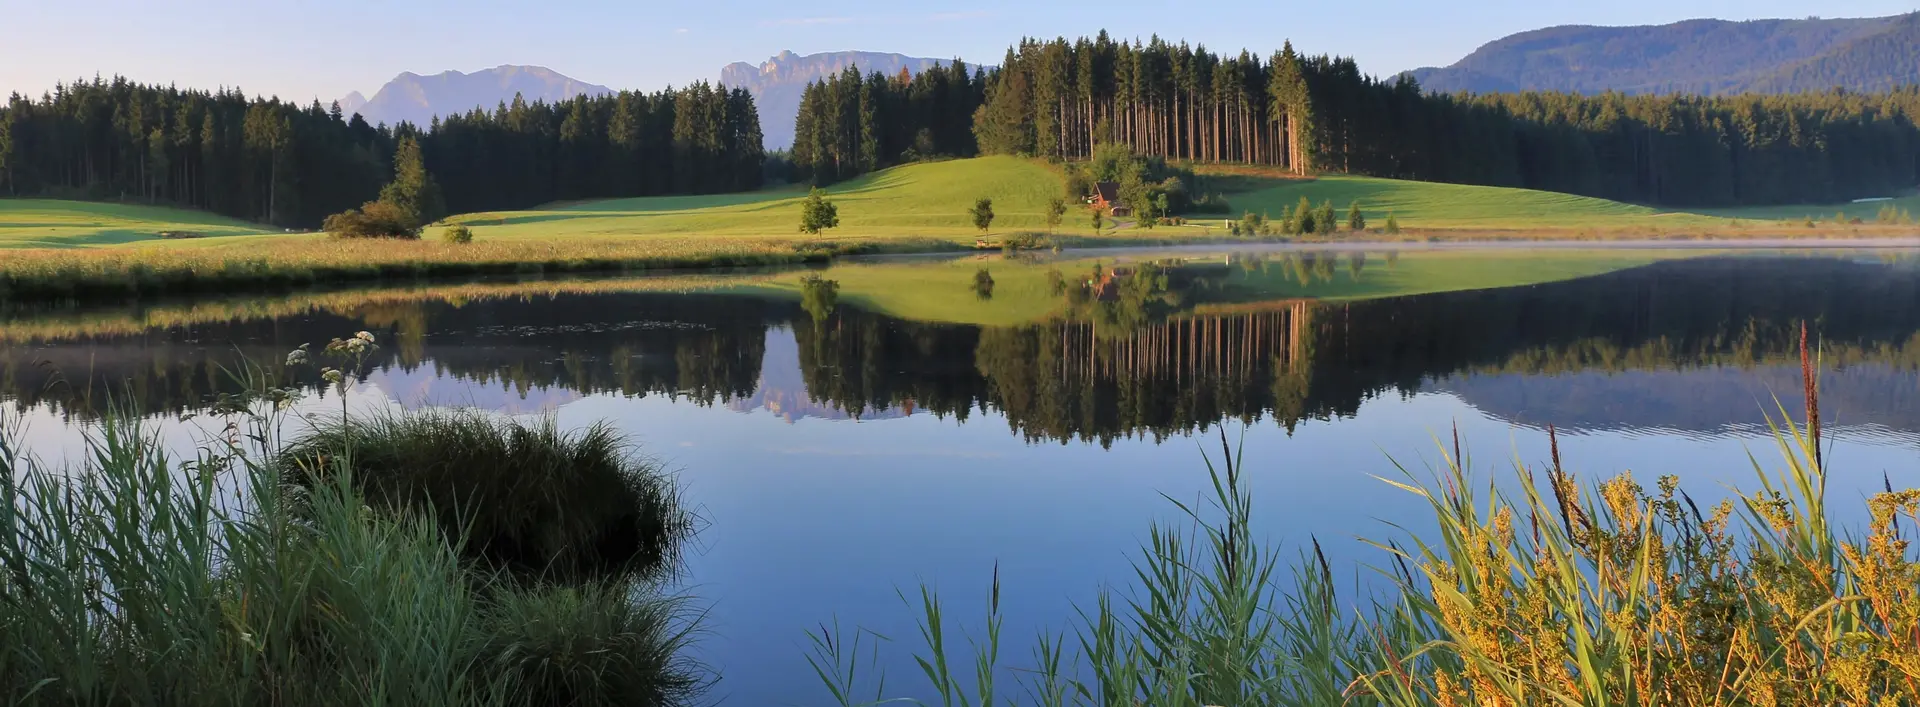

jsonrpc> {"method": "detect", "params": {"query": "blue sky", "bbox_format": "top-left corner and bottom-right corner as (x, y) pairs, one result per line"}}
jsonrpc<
(4, 0), (1915, 103)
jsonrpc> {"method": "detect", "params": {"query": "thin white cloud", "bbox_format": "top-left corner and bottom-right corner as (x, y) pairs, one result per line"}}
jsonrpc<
(674, 28), (690, 34)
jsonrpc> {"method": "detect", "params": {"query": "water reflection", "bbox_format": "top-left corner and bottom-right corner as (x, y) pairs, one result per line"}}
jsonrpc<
(7, 254), (1920, 443)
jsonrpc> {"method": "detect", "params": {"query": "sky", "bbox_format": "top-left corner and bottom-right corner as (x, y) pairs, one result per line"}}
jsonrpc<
(3, 0), (1916, 103)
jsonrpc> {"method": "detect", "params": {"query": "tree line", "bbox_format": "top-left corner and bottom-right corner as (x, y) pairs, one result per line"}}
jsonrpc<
(0, 77), (765, 227)
(13, 255), (1920, 440)
(791, 31), (1920, 208)
(788, 60), (983, 184)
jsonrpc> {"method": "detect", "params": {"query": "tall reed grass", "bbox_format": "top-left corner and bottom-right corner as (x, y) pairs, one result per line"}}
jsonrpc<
(0, 354), (707, 704)
(818, 328), (1920, 705)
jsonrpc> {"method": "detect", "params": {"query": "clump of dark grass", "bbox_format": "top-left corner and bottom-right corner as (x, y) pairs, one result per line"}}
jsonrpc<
(279, 410), (692, 584)
(480, 580), (709, 707)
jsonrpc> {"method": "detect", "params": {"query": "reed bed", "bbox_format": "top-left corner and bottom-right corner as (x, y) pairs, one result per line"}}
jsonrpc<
(0, 348), (706, 705)
(819, 329), (1920, 706)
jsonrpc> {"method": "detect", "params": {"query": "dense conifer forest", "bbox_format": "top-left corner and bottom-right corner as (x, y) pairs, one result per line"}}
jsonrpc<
(795, 32), (1920, 207)
(0, 78), (765, 227)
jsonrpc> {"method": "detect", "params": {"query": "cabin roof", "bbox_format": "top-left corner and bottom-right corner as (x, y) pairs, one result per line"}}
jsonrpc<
(1092, 182), (1120, 203)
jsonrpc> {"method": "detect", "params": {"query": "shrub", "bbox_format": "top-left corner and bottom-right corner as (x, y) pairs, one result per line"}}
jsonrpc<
(442, 224), (475, 244)
(999, 232), (1049, 251)
(1384, 212), (1402, 234)
(1347, 201), (1366, 231)
(323, 200), (421, 239)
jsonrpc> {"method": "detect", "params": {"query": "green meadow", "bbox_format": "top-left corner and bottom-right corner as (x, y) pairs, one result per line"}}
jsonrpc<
(456, 156), (1074, 240)
(0, 199), (277, 249)
(8, 157), (1908, 253)
(1202, 170), (1729, 230)
(2, 156), (1907, 304)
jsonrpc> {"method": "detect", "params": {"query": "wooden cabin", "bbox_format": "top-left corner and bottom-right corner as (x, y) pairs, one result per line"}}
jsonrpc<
(1089, 182), (1132, 218)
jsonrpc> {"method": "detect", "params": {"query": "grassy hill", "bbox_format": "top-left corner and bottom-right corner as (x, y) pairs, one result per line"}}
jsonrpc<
(455, 156), (1071, 239)
(0, 200), (276, 249)
(1196, 168), (1733, 230)
(2, 157), (1905, 304)
(10, 157), (1906, 252)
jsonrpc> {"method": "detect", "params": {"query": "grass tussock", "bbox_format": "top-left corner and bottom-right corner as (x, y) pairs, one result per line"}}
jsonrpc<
(821, 330), (1920, 705)
(0, 385), (706, 704)
(281, 411), (692, 583)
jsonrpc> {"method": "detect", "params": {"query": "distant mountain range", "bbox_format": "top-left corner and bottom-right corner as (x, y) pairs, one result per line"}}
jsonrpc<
(333, 13), (1917, 139)
(1409, 13), (1920, 95)
(336, 65), (612, 128)
(721, 51), (958, 149)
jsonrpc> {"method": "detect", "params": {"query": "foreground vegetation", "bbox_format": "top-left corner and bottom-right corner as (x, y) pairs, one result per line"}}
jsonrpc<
(814, 342), (1920, 705)
(0, 338), (704, 705)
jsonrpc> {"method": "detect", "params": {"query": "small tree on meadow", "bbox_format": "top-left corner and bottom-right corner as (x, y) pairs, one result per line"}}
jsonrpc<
(1384, 213), (1401, 234)
(1347, 201), (1366, 231)
(1292, 196), (1315, 234)
(1045, 196), (1067, 234)
(800, 188), (839, 235)
(1314, 201), (1337, 235)
(1090, 208), (1103, 234)
(971, 197), (995, 233)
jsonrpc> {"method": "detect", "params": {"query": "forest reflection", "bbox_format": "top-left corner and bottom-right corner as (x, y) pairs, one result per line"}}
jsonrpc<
(6, 254), (1920, 444)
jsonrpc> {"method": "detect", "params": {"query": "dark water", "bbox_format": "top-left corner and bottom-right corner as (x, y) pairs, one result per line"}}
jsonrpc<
(6, 250), (1920, 704)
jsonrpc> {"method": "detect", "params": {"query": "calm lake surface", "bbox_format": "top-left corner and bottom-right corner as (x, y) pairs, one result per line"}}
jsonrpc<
(5, 247), (1920, 703)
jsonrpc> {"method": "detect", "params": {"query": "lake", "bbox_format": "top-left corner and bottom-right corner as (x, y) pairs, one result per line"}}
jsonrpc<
(5, 246), (1919, 704)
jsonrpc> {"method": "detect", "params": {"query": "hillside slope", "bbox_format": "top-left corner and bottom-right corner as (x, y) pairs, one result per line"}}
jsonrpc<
(1408, 14), (1917, 95)
(456, 156), (1066, 239)
(0, 200), (275, 249)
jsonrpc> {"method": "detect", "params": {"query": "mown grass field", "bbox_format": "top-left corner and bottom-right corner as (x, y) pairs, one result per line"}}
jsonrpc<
(0, 199), (277, 249)
(458, 156), (1076, 239)
(1202, 169), (1729, 230)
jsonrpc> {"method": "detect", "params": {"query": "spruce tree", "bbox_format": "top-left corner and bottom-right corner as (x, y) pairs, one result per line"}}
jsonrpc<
(1346, 201), (1366, 231)
(1293, 196), (1315, 234)
(378, 136), (445, 226)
